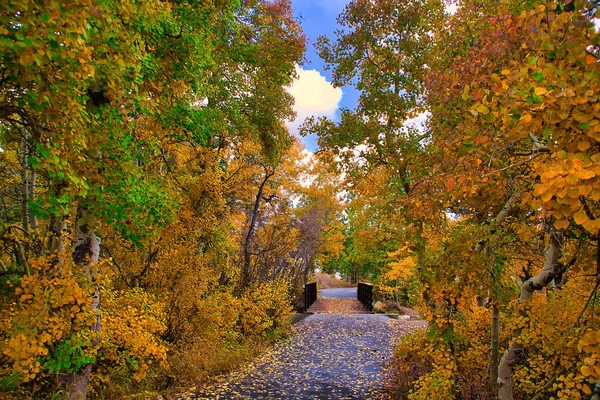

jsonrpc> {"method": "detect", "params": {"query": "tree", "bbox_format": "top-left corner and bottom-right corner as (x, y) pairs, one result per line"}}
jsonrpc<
(0, 0), (307, 397)
(301, 0), (446, 286)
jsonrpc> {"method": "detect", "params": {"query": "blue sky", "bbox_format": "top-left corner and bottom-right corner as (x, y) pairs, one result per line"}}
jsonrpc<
(287, 0), (357, 152)
(287, 1), (455, 152)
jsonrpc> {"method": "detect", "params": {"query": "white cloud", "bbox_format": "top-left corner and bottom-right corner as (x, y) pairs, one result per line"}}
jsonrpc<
(286, 66), (343, 152)
(287, 66), (343, 123)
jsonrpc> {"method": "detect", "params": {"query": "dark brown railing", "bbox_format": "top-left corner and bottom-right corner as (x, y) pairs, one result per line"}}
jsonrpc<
(357, 282), (373, 311)
(303, 281), (317, 311)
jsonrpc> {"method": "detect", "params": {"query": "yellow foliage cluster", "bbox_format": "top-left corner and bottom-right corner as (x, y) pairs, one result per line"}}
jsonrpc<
(409, 347), (457, 400)
(165, 279), (294, 389)
(240, 280), (293, 337)
(507, 282), (600, 399)
(395, 275), (600, 399)
(93, 288), (168, 390)
(0, 254), (96, 385)
(394, 299), (497, 399)
(378, 245), (419, 303)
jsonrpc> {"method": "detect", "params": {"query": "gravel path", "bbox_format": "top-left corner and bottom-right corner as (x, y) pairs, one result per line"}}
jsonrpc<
(185, 288), (426, 399)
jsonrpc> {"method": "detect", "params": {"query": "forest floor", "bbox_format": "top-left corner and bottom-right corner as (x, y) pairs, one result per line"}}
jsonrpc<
(179, 288), (425, 400)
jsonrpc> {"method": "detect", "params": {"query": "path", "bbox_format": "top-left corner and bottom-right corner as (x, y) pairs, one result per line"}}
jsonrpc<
(186, 288), (425, 399)
(307, 288), (369, 314)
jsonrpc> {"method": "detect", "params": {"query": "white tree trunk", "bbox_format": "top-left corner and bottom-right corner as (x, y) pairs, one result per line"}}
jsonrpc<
(20, 131), (29, 232)
(64, 206), (101, 400)
(474, 191), (519, 392)
(498, 229), (562, 400)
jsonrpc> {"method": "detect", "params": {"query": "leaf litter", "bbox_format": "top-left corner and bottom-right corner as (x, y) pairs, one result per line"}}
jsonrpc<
(182, 288), (425, 399)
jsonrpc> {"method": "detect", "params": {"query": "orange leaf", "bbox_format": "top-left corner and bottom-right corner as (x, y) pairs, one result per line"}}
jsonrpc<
(581, 365), (594, 377)
(521, 113), (532, 124)
(578, 140), (591, 151)
(586, 54), (597, 65)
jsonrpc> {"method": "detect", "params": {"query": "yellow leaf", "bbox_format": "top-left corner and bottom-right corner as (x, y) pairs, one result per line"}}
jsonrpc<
(475, 103), (490, 115)
(581, 365), (594, 377)
(541, 169), (559, 180)
(582, 384), (592, 395)
(554, 219), (569, 229)
(521, 113), (532, 124)
(579, 184), (593, 196)
(577, 169), (596, 180)
(578, 140), (591, 151)
(583, 219), (596, 232)
(462, 85), (470, 100)
(574, 209), (588, 225)
(566, 174), (580, 185)
(533, 184), (546, 197)
(541, 190), (553, 202)
(567, 186), (580, 198)
(501, 69), (510, 75)
(534, 87), (547, 95)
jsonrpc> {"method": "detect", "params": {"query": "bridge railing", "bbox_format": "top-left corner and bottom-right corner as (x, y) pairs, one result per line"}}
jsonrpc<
(357, 282), (373, 311)
(303, 281), (317, 311)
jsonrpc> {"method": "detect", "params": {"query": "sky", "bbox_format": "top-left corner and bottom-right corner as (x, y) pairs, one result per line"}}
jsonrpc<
(287, 0), (355, 152)
(286, 1), (458, 153)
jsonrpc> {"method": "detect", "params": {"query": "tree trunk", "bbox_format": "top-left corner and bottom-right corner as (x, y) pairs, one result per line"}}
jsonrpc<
(46, 214), (67, 253)
(29, 169), (38, 231)
(64, 206), (101, 400)
(498, 229), (562, 400)
(20, 131), (29, 232)
(240, 166), (274, 289)
(591, 380), (600, 400)
(474, 191), (519, 393)
(490, 303), (500, 392)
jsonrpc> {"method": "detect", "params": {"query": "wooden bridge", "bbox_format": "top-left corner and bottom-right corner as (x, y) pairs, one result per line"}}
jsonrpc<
(303, 282), (373, 313)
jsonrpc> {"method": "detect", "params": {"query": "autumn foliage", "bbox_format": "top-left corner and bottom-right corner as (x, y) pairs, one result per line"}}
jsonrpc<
(0, 0), (348, 398)
(306, 0), (600, 398)
(3, 0), (600, 398)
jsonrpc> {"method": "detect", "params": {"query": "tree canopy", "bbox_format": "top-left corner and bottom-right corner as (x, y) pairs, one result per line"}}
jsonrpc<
(302, 0), (600, 398)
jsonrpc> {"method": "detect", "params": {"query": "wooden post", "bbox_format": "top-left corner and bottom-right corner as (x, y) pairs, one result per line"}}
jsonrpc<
(357, 282), (373, 310)
(304, 281), (317, 311)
